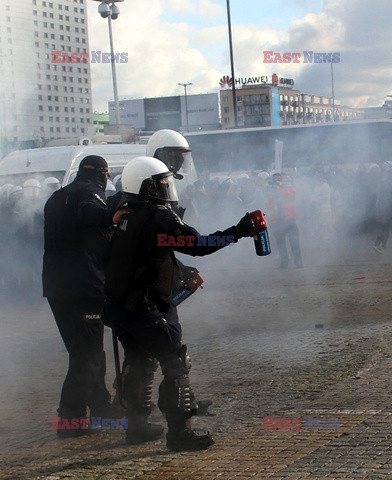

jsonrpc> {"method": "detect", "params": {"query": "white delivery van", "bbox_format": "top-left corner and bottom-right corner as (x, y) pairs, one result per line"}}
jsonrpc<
(0, 143), (147, 187)
(0, 142), (197, 194)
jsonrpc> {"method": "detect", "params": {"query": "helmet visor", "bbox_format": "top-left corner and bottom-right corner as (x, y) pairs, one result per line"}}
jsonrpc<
(140, 172), (179, 203)
(158, 148), (191, 175)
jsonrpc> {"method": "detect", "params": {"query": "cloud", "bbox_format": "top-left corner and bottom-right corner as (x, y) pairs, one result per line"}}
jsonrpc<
(164, 0), (224, 18)
(87, 0), (392, 112)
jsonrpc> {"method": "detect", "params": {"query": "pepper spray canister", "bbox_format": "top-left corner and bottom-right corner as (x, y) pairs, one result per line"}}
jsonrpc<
(249, 210), (271, 256)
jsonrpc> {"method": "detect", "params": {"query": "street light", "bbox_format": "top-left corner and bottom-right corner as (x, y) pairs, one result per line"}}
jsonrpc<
(226, 0), (238, 128)
(93, 0), (123, 125)
(178, 82), (192, 132)
(331, 61), (335, 122)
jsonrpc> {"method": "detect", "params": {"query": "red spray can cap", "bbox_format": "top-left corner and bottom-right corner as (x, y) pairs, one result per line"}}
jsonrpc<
(249, 210), (267, 230)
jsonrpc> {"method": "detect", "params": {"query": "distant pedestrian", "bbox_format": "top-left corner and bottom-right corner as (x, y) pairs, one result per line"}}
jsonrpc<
(266, 173), (303, 269)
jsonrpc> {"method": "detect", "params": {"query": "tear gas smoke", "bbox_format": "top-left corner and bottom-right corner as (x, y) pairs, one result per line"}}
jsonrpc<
(0, 121), (391, 453)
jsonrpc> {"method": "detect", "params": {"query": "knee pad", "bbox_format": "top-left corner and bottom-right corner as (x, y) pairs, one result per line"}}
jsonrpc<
(161, 344), (191, 379)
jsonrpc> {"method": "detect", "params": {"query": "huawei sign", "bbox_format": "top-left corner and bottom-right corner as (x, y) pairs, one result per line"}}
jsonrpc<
(219, 75), (233, 88)
(219, 73), (294, 87)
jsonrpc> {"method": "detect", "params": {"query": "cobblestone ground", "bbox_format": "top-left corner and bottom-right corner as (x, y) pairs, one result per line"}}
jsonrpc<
(1, 241), (392, 479)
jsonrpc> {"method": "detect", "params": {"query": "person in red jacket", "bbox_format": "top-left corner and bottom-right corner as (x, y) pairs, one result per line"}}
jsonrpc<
(266, 173), (303, 269)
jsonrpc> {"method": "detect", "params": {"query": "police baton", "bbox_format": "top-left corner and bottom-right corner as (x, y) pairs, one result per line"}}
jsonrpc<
(111, 326), (125, 408)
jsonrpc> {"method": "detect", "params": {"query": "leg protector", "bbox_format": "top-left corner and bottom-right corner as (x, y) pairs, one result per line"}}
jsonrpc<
(120, 350), (163, 445)
(158, 345), (213, 451)
(158, 345), (196, 416)
(122, 351), (157, 415)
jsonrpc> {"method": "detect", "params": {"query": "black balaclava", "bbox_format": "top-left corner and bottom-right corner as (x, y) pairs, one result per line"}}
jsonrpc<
(76, 155), (109, 189)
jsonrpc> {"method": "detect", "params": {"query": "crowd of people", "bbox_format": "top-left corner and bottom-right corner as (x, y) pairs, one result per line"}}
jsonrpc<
(0, 176), (61, 301)
(1, 154), (391, 299)
(180, 161), (392, 267)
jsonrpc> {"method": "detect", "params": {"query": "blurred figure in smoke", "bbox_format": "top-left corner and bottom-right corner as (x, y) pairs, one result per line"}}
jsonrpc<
(0, 185), (19, 297)
(11, 179), (45, 297)
(248, 171), (269, 211)
(373, 161), (392, 253)
(42, 176), (61, 202)
(348, 164), (380, 238)
(104, 156), (256, 451)
(236, 173), (254, 209)
(309, 171), (333, 251)
(217, 177), (244, 218)
(42, 155), (125, 437)
(266, 172), (303, 269)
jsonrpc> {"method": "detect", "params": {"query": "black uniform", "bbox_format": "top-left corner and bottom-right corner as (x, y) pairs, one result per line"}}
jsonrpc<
(43, 157), (114, 422)
(104, 201), (248, 450)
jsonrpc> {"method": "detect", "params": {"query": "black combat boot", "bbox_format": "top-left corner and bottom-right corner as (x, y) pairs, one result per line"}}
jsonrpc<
(126, 412), (164, 445)
(166, 416), (214, 452)
(56, 409), (99, 438)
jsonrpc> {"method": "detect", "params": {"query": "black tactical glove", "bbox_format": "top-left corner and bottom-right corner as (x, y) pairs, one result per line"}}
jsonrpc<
(155, 205), (189, 235)
(236, 212), (255, 238)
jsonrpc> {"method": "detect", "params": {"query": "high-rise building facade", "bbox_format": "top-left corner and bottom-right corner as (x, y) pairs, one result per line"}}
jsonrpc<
(0, 0), (92, 147)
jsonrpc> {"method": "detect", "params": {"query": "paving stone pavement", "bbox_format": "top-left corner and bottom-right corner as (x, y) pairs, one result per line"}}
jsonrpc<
(1, 244), (392, 479)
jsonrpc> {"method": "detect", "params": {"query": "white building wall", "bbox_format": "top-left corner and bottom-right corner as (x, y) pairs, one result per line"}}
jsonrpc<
(109, 99), (146, 129)
(109, 93), (219, 132)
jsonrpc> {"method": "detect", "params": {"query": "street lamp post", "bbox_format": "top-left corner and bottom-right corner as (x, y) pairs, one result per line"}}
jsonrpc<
(226, 0), (238, 128)
(178, 82), (192, 132)
(93, 0), (123, 125)
(331, 61), (335, 122)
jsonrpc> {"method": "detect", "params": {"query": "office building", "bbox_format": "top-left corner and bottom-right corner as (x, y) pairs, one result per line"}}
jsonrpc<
(0, 0), (92, 149)
(109, 93), (220, 133)
(219, 74), (362, 129)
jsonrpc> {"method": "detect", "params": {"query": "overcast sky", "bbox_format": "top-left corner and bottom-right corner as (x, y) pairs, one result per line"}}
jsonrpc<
(86, 0), (392, 113)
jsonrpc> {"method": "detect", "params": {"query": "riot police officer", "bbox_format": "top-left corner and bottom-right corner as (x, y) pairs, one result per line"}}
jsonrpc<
(104, 156), (255, 451)
(146, 128), (193, 182)
(43, 155), (122, 437)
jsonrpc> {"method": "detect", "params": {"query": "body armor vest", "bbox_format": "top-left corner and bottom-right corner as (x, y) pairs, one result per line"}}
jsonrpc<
(105, 205), (176, 313)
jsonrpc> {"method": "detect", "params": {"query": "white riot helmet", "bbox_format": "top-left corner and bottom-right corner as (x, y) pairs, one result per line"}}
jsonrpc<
(8, 185), (23, 206)
(43, 176), (61, 192)
(121, 156), (178, 204)
(258, 171), (270, 181)
(146, 129), (192, 179)
(0, 184), (14, 202)
(22, 178), (41, 198)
